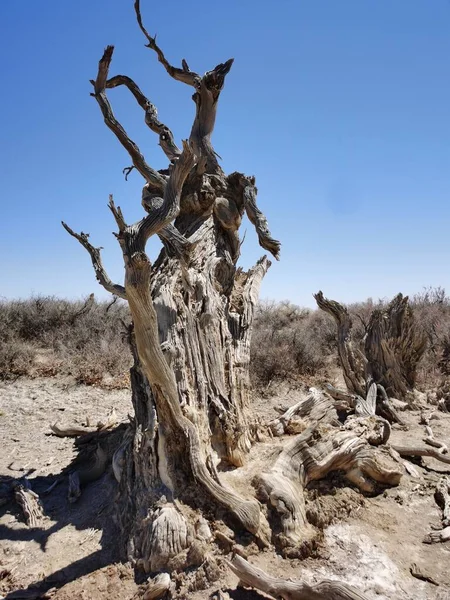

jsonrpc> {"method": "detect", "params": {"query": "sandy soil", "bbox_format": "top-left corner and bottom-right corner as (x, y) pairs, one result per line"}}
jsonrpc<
(1, 377), (450, 599)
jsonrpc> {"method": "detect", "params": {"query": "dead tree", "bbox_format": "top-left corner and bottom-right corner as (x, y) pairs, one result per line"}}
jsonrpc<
(63, 2), (403, 592)
(315, 291), (427, 406)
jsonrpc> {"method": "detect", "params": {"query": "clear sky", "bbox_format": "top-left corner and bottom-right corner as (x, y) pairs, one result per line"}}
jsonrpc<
(1, 1), (449, 307)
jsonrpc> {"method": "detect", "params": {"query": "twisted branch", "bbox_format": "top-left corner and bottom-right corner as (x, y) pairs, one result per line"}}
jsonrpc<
(134, 0), (199, 86)
(106, 75), (181, 161)
(61, 221), (127, 299)
(91, 45), (166, 191)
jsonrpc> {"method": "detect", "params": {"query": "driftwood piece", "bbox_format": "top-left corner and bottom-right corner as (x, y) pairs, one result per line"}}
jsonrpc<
(269, 388), (339, 436)
(421, 413), (448, 454)
(143, 572), (173, 600)
(227, 554), (370, 600)
(50, 409), (119, 438)
(14, 480), (44, 526)
(315, 292), (427, 402)
(256, 416), (401, 551)
(391, 445), (450, 465)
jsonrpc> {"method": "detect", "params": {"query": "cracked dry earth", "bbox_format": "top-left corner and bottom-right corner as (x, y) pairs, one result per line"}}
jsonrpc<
(1, 377), (450, 599)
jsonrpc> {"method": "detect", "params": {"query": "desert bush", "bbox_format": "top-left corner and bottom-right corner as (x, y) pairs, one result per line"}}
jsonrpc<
(250, 288), (450, 392)
(250, 300), (336, 387)
(1, 288), (449, 391)
(0, 295), (132, 386)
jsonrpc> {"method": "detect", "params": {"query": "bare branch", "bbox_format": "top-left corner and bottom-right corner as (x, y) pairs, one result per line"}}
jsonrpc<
(91, 46), (166, 191)
(108, 194), (127, 232)
(243, 183), (281, 260)
(62, 221), (127, 300)
(392, 444), (450, 465)
(134, 140), (197, 247)
(134, 0), (199, 86)
(189, 59), (234, 173)
(106, 75), (181, 161)
(315, 291), (367, 397)
(123, 165), (135, 180)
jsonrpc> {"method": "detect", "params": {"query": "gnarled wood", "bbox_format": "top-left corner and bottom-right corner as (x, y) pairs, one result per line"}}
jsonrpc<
(257, 418), (401, 552)
(63, 2), (407, 589)
(314, 292), (366, 397)
(315, 291), (427, 408)
(14, 480), (44, 527)
(227, 555), (370, 600)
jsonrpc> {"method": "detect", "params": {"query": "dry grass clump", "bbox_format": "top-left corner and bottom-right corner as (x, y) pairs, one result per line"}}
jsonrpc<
(0, 295), (131, 386)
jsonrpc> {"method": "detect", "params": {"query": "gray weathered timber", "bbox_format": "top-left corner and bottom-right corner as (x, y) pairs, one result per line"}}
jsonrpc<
(315, 291), (427, 405)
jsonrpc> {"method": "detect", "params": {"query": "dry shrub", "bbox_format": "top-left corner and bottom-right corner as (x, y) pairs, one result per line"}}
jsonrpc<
(410, 287), (450, 387)
(0, 295), (131, 386)
(250, 300), (336, 387)
(345, 287), (450, 390)
(1, 287), (448, 393)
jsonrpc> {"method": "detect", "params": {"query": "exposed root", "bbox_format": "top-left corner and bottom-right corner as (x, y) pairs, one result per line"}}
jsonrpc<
(256, 417), (401, 553)
(139, 501), (192, 573)
(227, 554), (370, 599)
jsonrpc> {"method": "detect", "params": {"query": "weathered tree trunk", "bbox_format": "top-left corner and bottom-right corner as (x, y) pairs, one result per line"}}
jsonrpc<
(65, 4), (280, 569)
(315, 291), (427, 405)
(64, 2), (404, 594)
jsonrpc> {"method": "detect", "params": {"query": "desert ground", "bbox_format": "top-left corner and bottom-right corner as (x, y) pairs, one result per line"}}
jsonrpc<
(1, 376), (449, 600)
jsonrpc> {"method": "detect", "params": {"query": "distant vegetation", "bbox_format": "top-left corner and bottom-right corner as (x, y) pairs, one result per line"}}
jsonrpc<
(1, 288), (449, 395)
(0, 295), (131, 386)
(251, 287), (450, 394)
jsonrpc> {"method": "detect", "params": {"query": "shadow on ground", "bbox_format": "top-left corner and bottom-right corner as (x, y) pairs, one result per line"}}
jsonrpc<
(0, 464), (121, 599)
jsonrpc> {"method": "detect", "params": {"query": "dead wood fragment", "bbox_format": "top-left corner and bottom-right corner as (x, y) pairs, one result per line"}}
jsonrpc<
(391, 445), (450, 465)
(435, 476), (450, 526)
(423, 476), (450, 543)
(423, 525), (450, 544)
(315, 291), (427, 404)
(269, 388), (339, 436)
(14, 480), (44, 527)
(143, 572), (173, 599)
(410, 563), (439, 586)
(421, 413), (448, 454)
(49, 408), (119, 438)
(227, 554), (370, 600)
(256, 415), (401, 552)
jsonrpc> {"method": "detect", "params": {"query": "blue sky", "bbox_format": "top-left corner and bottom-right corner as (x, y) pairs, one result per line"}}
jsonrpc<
(1, 1), (449, 307)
